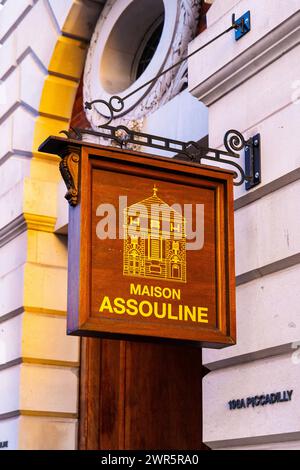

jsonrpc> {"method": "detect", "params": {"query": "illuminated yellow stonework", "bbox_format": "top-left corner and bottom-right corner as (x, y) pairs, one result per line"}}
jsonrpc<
(123, 186), (187, 282)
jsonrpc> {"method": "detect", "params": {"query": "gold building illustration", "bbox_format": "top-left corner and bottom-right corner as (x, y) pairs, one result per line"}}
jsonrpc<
(123, 185), (187, 282)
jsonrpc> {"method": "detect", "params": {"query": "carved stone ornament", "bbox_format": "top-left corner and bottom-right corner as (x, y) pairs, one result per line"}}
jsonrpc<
(83, 0), (201, 130)
(59, 150), (80, 206)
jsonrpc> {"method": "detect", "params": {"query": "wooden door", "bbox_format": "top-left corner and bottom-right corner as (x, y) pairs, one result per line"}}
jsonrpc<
(79, 338), (207, 450)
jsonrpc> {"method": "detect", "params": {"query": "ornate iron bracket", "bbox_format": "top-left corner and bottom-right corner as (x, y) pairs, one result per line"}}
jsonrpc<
(59, 146), (80, 206)
(59, 12), (254, 198)
(60, 126), (254, 187)
(84, 12), (250, 126)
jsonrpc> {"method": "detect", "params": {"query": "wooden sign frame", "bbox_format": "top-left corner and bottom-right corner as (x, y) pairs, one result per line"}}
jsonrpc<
(40, 137), (236, 348)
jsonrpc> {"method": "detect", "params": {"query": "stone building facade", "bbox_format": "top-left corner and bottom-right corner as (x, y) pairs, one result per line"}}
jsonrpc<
(0, 0), (299, 450)
(188, 0), (300, 449)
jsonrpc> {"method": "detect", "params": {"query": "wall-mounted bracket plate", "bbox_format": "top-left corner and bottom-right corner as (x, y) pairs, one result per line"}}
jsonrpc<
(235, 10), (251, 41)
(245, 133), (261, 190)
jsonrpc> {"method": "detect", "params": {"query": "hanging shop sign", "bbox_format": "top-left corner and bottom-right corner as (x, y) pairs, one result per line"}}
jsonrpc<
(39, 137), (236, 347)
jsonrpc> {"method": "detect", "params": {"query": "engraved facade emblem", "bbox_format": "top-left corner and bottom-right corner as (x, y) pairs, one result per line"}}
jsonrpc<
(123, 186), (187, 282)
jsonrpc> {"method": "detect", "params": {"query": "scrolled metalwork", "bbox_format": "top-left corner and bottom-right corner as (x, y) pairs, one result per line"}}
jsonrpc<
(58, 124), (253, 186)
(224, 129), (246, 154)
(84, 95), (125, 126)
(84, 14), (244, 127)
(175, 140), (248, 186)
(60, 127), (83, 140)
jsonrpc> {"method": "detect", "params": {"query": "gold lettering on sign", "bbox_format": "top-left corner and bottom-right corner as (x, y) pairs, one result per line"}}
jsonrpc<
(130, 283), (181, 300)
(98, 294), (209, 324)
(98, 186), (211, 326)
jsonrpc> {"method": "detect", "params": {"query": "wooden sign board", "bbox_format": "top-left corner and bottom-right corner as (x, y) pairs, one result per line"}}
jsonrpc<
(40, 138), (236, 348)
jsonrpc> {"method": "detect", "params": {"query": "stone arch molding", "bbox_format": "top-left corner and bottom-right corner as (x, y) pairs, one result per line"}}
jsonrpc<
(84, 0), (201, 129)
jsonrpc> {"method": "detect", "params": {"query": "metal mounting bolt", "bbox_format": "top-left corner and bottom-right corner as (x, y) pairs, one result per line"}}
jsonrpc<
(255, 172), (260, 179)
(254, 140), (259, 147)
